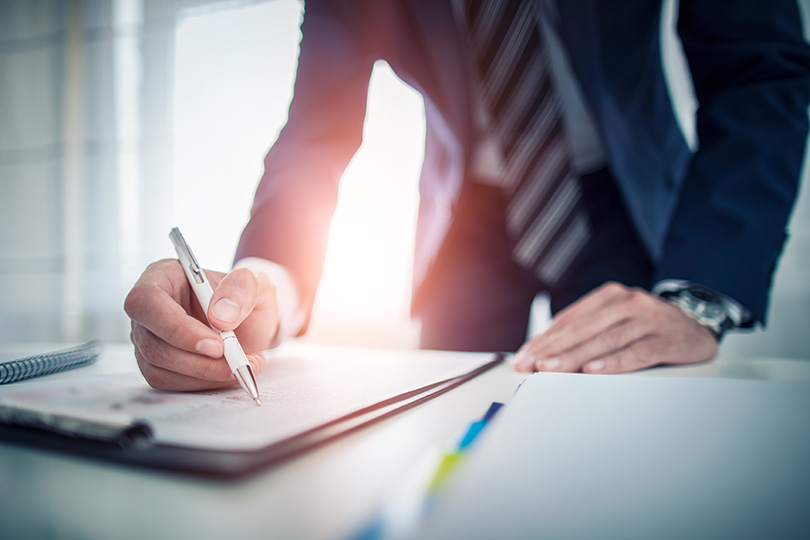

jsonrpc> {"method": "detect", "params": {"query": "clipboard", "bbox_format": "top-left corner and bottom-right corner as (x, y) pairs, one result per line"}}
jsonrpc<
(0, 344), (504, 478)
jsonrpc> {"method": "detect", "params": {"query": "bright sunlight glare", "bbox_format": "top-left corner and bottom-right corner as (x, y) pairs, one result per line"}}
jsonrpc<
(173, 3), (425, 348)
(307, 63), (425, 348)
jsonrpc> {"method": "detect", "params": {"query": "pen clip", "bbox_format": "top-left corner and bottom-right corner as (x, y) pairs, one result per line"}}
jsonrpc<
(169, 227), (205, 284)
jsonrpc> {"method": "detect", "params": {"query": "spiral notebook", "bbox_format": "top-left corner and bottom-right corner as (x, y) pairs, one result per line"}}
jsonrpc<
(0, 341), (103, 385)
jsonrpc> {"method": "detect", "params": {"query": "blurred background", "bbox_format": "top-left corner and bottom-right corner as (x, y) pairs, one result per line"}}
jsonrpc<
(0, 0), (808, 359)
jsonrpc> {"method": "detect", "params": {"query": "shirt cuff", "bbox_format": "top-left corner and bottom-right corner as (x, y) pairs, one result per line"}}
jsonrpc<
(652, 279), (754, 328)
(233, 257), (306, 348)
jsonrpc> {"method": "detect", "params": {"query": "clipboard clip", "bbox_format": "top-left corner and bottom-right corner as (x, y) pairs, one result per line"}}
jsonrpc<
(0, 404), (154, 450)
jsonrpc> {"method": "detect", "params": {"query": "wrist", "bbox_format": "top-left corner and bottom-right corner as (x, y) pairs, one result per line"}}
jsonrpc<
(655, 282), (739, 340)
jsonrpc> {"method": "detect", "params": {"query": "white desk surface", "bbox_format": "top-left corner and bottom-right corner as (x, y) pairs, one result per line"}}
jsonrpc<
(0, 342), (808, 540)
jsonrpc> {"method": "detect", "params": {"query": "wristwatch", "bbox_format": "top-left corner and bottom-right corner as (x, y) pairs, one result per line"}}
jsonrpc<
(659, 286), (736, 340)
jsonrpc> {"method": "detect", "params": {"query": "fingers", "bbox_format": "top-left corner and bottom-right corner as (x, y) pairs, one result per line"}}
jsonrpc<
(513, 282), (720, 375)
(124, 259), (223, 358)
(211, 268), (281, 353)
(580, 336), (657, 375)
(132, 324), (267, 391)
(514, 282), (634, 371)
(131, 324), (233, 391)
(207, 267), (259, 331)
(522, 299), (632, 365)
(533, 319), (654, 374)
(125, 260), (227, 390)
(125, 260), (229, 390)
(543, 281), (629, 332)
(125, 260), (275, 391)
(246, 353), (266, 378)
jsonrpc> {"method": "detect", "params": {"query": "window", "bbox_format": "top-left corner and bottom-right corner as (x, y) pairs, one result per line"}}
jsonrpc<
(173, 1), (425, 348)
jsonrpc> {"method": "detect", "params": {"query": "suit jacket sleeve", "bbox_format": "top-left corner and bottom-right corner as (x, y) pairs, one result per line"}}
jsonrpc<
(654, 0), (810, 323)
(235, 0), (376, 329)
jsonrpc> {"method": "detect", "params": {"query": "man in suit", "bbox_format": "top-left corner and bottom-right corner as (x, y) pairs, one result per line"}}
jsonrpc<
(125, 0), (810, 391)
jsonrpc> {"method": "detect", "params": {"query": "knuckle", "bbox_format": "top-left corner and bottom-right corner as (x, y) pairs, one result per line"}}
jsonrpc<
(124, 282), (165, 320)
(192, 358), (230, 382)
(134, 351), (167, 390)
(231, 267), (259, 294)
(626, 341), (657, 370)
(158, 311), (196, 351)
(164, 316), (187, 345)
(622, 289), (649, 312)
(601, 329), (624, 351)
(152, 258), (178, 272)
(141, 259), (176, 283)
(123, 286), (145, 318)
(133, 324), (184, 373)
(135, 331), (162, 367)
(602, 281), (626, 294)
(650, 305), (671, 327)
(228, 266), (251, 283)
(628, 288), (646, 302)
(557, 324), (580, 344)
(627, 288), (643, 301)
(608, 349), (634, 372)
(143, 372), (172, 391)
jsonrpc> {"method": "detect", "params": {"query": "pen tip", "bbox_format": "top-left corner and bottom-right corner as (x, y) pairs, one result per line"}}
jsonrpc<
(254, 397), (262, 407)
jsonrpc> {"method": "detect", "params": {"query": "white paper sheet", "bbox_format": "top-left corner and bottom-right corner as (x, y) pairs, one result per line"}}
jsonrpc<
(0, 342), (498, 452)
(414, 372), (810, 540)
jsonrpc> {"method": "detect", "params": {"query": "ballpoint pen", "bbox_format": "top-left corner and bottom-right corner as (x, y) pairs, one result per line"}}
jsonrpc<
(169, 227), (262, 406)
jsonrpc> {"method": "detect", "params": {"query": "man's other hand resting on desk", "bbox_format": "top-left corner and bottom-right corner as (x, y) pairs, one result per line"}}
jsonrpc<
(124, 259), (280, 391)
(512, 282), (720, 375)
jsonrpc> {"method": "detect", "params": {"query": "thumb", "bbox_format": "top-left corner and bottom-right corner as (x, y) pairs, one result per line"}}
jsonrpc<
(207, 267), (260, 332)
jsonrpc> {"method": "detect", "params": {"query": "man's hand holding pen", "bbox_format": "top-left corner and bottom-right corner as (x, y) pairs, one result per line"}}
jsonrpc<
(124, 258), (279, 393)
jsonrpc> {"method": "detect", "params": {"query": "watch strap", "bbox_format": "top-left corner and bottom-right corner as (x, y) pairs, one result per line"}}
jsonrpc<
(652, 280), (752, 328)
(656, 285), (736, 339)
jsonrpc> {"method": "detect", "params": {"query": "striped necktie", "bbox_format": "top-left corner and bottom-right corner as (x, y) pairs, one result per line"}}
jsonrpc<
(463, 0), (590, 285)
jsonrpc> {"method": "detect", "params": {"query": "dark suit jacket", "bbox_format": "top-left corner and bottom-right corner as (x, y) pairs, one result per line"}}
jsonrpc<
(236, 0), (810, 326)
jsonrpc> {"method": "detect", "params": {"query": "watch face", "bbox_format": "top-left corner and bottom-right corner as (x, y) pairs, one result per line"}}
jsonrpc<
(688, 286), (721, 303)
(680, 291), (727, 325)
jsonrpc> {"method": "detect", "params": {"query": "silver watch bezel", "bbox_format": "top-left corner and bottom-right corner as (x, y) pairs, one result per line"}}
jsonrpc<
(664, 287), (732, 338)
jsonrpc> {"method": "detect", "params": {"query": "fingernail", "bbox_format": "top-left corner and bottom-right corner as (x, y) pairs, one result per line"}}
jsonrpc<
(540, 357), (561, 371)
(196, 338), (221, 358)
(587, 359), (605, 372)
(212, 298), (240, 323)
